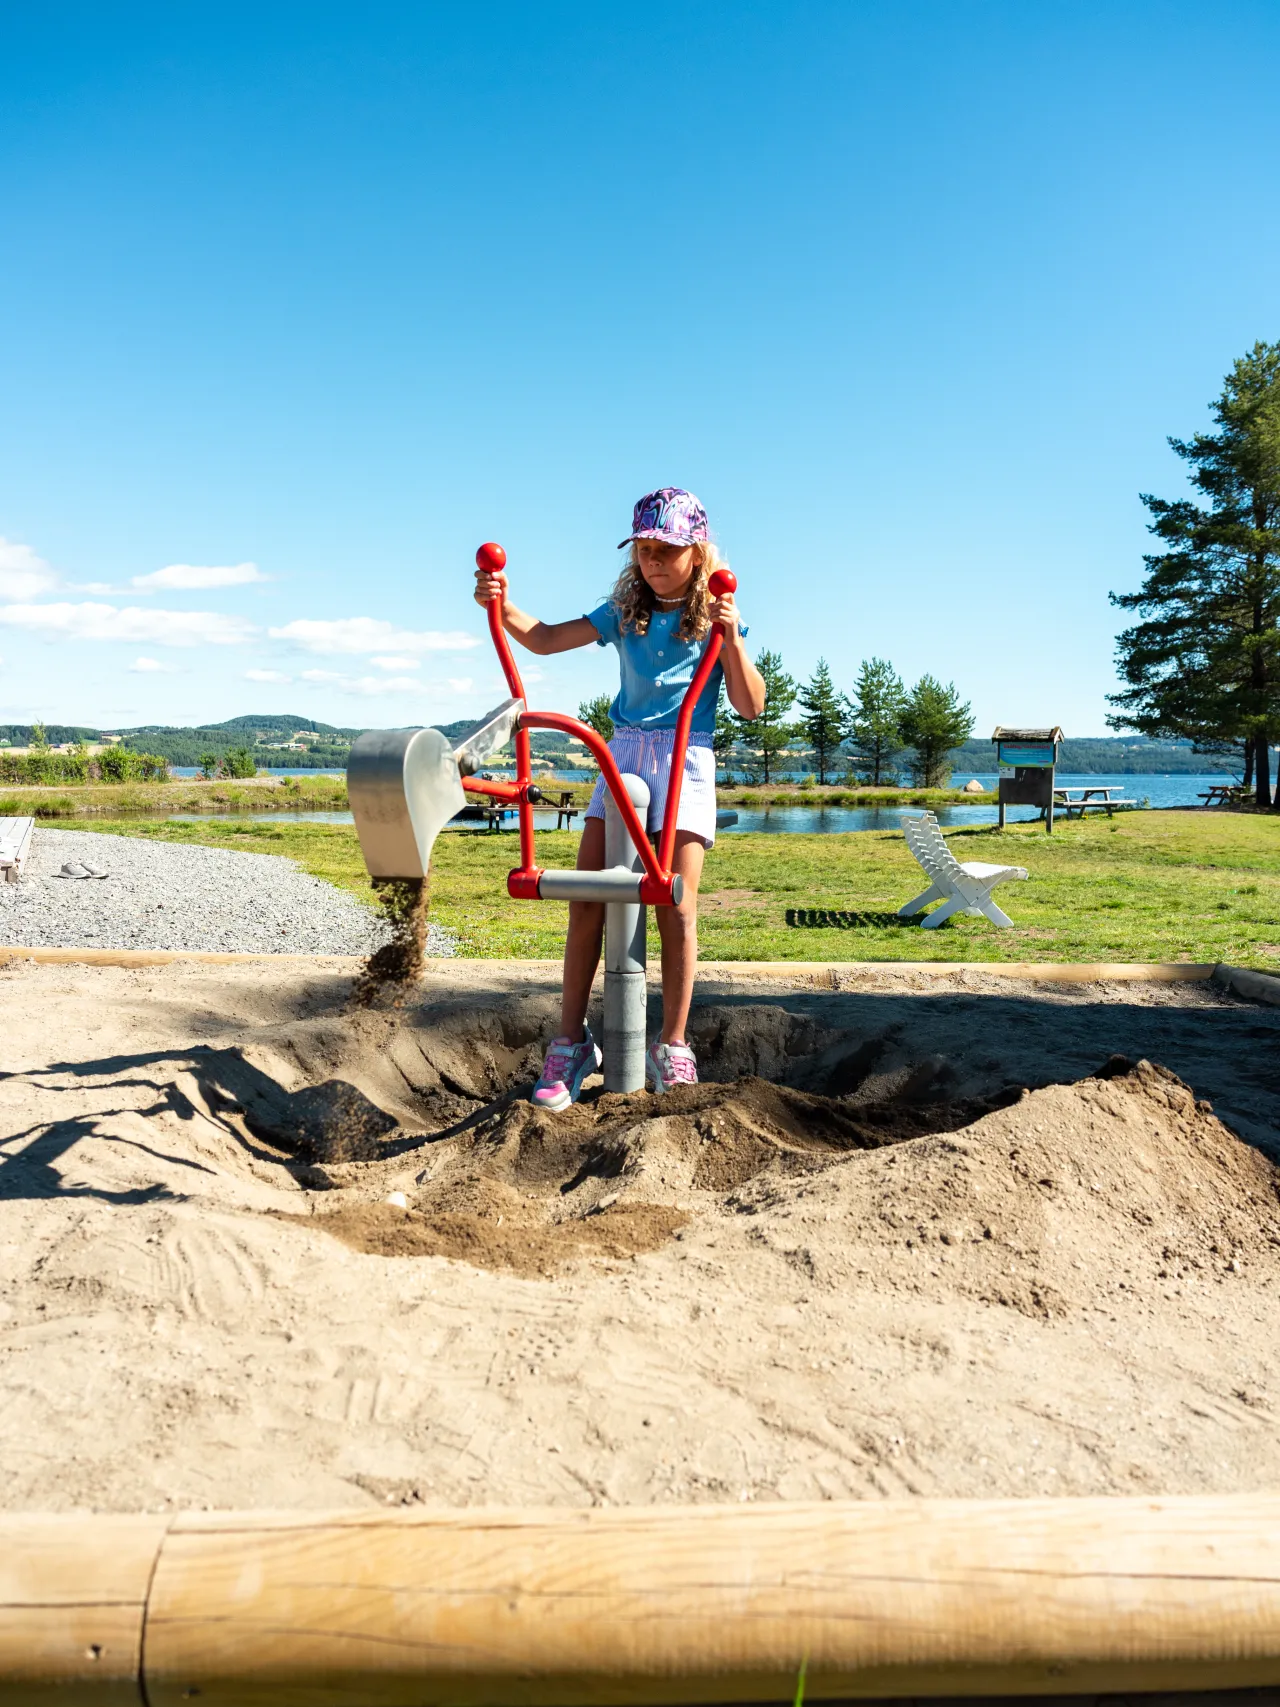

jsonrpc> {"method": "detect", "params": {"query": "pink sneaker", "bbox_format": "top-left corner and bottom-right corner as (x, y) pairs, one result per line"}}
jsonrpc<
(646, 1041), (698, 1093)
(530, 1031), (601, 1111)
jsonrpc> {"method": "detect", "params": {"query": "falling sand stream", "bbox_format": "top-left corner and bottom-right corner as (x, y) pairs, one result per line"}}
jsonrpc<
(351, 875), (431, 1005)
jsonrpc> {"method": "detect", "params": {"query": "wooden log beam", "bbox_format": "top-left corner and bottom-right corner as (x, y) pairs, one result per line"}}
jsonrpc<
(5, 1498), (1279, 1705)
(0, 1514), (168, 1704)
(0, 946), (1223, 981)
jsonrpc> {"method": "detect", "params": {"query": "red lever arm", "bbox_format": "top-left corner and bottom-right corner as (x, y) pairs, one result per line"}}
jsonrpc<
(657, 567), (737, 874)
(476, 542), (536, 873)
(476, 542), (526, 703)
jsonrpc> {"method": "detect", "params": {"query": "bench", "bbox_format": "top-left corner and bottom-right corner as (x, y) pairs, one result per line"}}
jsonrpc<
(898, 811), (1027, 929)
(0, 816), (34, 883)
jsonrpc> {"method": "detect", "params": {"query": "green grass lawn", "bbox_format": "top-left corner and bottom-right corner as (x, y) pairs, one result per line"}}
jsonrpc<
(74, 811), (1280, 968)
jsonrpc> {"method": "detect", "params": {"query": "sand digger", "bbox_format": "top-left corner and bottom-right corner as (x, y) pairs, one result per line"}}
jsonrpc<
(347, 541), (738, 1093)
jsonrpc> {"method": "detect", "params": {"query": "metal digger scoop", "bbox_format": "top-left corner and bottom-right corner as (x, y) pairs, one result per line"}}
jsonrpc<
(347, 698), (525, 879)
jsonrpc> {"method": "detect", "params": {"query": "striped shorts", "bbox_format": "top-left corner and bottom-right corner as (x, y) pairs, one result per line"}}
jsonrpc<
(585, 728), (719, 848)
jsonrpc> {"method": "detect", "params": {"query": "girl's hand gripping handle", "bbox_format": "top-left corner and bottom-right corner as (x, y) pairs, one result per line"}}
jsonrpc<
(707, 567), (738, 632)
(473, 540), (508, 608)
(475, 541), (526, 704)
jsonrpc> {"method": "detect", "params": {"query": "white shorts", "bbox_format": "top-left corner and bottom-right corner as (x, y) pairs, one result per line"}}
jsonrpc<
(585, 728), (719, 848)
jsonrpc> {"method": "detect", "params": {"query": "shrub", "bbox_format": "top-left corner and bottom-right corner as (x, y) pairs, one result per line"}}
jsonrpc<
(222, 747), (258, 779)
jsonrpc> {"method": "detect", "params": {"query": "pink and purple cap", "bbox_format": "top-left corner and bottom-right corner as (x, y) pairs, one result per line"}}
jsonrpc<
(618, 487), (709, 550)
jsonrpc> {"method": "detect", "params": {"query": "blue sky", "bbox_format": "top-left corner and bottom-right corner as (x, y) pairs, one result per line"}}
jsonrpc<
(2, 2), (1278, 737)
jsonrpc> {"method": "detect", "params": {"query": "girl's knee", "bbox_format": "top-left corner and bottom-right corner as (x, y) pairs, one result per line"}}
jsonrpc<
(657, 897), (697, 938)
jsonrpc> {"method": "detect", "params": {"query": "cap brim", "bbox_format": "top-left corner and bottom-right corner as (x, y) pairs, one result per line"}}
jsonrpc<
(617, 528), (706, 549)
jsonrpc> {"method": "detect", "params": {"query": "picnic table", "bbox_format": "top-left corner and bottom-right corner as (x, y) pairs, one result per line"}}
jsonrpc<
(551, 790), (580, 830)
(1049, 785), (1136, 819)
(476, 792), (580, 832)
(468, 801), (740, 834)
(1198, 783), (1245, 808)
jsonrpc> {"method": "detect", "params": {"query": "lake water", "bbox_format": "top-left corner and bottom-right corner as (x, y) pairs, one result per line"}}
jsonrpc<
(171, 766), (343, 778)
(165, 773), (1243, 833)
(726, 773), (1233, 833)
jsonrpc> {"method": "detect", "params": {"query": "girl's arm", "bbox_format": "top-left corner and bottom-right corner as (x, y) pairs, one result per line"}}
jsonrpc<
(473, 569), (600, 656)
(712, 589), (767, 719)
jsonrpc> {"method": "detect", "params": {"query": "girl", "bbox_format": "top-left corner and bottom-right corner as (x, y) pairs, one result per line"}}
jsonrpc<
(473, 487), (765, 1108)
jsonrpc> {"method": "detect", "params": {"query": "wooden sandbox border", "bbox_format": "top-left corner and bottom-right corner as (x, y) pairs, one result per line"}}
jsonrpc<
(3, 944), (1279, 1004)
(4, 1497), (1280, 1703)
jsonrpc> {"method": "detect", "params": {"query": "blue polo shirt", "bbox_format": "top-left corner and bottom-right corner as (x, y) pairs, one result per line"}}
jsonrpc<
(585, 599), (746, 733)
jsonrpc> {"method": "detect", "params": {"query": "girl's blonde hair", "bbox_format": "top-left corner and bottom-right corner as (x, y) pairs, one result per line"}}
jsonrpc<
(610, 541), (728, 643)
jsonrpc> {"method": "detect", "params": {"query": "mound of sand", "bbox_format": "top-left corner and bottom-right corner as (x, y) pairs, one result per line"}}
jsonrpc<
(309, 1057), (1280, 1308)
(2, 957), (1279, 1511)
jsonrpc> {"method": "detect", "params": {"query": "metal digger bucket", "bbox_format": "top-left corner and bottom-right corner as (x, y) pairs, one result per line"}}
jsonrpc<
(347, 699), (523, 880)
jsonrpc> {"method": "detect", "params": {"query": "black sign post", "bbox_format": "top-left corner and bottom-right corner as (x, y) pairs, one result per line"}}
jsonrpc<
(993, 727), (1063, 834)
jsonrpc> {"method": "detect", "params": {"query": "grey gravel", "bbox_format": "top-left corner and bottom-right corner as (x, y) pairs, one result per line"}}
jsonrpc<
(0, 828), (456, 957)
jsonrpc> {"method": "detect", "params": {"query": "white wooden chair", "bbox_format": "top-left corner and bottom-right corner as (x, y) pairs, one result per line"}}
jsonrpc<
(0, 816), (33, 884)
(898, 812), (1027, 929)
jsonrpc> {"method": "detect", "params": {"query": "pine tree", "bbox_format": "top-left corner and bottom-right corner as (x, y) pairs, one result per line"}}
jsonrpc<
(1108, 341), (1280, 806)
(899, 675), (974, 787)
(577, 693), (614, 743)
(846, 658), (906, 784)
(795, 658), (845, 784)
(712, 685), (740, 781)
(737, 648), (796, 784)
(223, 746), (258, 779)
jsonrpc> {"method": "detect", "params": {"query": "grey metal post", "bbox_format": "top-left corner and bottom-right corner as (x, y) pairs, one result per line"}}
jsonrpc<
(602, 774), (649, 1092)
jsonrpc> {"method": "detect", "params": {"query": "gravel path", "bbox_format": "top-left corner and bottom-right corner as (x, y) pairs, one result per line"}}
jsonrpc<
(0, 828), (456, 956)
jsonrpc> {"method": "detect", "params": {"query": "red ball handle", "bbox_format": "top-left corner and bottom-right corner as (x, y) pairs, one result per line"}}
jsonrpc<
(708, 567), (737, 598)
(476, 541), (507, 574)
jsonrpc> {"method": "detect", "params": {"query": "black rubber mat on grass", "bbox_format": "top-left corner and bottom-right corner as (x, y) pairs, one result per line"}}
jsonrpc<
(785, 908), (925, 929)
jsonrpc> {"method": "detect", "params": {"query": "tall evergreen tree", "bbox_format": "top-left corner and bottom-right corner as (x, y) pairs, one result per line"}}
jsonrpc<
(712, 685), (740, 779)
(1108, 340), (1280, 806)
(737, 648), (796, 784)
(795, 658), (845, 783)
(899, 675), (974, 787)
(846, 657), (906, 784)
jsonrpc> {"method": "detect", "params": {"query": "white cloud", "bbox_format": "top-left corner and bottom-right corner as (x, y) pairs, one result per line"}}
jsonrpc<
(370, 654), (420, 672)
(446, 677), (474, 694)
(0, 602), (256, 646)
(300, 668), (424, 696)
(0, 538), (59, 601)
(244, 668), (294, 684)
(130, 656), (179, 673)
(132, 561), (264, 591)
(270, 617), (480, 656)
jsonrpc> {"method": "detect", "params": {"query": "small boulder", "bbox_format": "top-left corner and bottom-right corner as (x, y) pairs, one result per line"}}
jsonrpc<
(963, 779), (985, 794)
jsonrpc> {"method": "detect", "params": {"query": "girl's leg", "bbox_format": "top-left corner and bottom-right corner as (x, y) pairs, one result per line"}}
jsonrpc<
(653, 830), (705, 1045)
(559, 816), (606, 1041)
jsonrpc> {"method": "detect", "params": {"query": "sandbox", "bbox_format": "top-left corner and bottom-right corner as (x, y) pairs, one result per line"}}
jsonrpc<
(2, 952), (1278, 1518)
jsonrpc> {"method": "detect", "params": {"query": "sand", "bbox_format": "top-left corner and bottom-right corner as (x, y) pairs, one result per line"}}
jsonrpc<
(1, 954), (1279, 1514)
